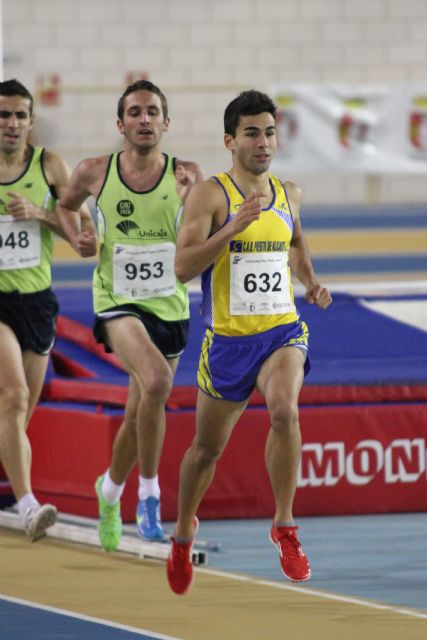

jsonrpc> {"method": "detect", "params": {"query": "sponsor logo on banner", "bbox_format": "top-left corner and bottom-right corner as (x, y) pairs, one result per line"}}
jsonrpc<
(338, 98), (376, 156)
(409, 96), (427, 156)
(298, 438), (426, 487)
(275, 94), (299, 157)
(271, 84), (427, 173)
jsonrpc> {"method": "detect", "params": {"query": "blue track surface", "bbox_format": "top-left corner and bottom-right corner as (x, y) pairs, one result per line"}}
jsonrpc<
(0, 597), (175, 640)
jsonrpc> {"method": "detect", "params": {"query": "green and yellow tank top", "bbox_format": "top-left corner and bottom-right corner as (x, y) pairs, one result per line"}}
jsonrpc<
(201, 172), (299, 336)
(93, 152), (189, 320)
(0, 146), (56, 293)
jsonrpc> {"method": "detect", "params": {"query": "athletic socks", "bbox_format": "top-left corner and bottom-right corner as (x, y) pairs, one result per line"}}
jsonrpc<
(102, 470), (125, 505)
(138, 475), (160, 501)
(100, 471), (160, 505)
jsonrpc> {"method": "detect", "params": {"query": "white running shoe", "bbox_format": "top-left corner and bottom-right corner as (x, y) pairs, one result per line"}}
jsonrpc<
(24, 504), (57, 542)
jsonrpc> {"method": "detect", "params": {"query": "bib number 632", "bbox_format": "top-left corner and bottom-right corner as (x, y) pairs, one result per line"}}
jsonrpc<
(243, 271), (282, 293)
(230, 250), (293, 315)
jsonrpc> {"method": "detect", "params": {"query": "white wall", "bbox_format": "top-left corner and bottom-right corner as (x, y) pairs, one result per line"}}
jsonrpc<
(3, 0), (427, 204)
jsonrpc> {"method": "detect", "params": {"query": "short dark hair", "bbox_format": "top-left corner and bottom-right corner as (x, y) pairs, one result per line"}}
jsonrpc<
(117, 80), (168, 121)
(224, 90), (277, 136)
(0, 78), (34, 115)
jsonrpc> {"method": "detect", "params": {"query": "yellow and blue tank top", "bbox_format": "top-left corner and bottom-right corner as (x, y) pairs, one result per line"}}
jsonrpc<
(201, 172), (300, 336)
(93, 152), (189, 320)
(0, 146), (56, 293)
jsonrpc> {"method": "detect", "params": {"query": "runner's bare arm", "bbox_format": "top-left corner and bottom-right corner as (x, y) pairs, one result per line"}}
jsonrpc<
(5, 151), (90, 242)
(175, 180), (263, 283)
(56, 157), (107, 257)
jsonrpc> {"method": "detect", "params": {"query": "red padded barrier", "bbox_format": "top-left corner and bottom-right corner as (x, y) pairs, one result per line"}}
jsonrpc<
(42, 379), (128, 406)
(50, 350), (97, 379)
(56, 315), (122, 369)
(28, 402), (427, 521)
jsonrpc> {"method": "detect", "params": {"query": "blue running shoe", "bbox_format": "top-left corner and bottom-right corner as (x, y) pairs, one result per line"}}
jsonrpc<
(136, 496), (165, 540)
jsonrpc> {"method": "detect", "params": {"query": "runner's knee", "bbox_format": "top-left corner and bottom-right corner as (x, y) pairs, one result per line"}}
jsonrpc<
(0, 382), (30, 418)
(269, 399), (300, 434)
(143, 366), (173, 401)
(191, 441), (223, 467)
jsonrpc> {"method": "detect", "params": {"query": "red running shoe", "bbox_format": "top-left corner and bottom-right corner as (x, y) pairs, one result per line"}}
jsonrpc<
(167, 517), (199, 595)
(270, 524), (311, 582)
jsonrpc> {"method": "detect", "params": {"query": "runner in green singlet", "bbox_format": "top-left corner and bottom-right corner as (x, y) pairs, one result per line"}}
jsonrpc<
(57, 80), (204, 550)
(0, 79), (95, 542)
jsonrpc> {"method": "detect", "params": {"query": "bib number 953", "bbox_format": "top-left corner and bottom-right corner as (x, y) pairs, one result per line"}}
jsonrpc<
(125, 261), (164, 281)
(113, 242), (176, 299)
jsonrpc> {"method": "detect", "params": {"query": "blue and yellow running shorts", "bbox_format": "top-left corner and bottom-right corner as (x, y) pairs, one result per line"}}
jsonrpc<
(197, 321), (310, 402)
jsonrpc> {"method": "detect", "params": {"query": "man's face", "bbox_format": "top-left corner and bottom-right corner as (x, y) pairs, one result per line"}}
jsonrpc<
(117, 90), (169, 150)
(0, 95), (33, 155)
(225, 112), (277, 175)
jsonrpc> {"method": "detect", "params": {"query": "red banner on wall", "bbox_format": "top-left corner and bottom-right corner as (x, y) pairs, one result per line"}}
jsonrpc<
(295, 404), (427, 515)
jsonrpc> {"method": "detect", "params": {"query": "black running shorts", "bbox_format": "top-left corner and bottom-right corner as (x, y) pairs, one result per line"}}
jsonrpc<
(0, 288), (59, 355)
(93, 304), (189, 359)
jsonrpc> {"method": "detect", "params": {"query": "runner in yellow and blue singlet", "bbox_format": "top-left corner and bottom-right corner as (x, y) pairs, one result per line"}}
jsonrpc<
(167, 89), (332, 596)
(198, 171), (310, 402)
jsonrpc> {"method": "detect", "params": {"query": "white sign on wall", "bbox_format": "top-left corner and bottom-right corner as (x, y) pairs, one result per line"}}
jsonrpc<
(271, 84), (427, 175)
